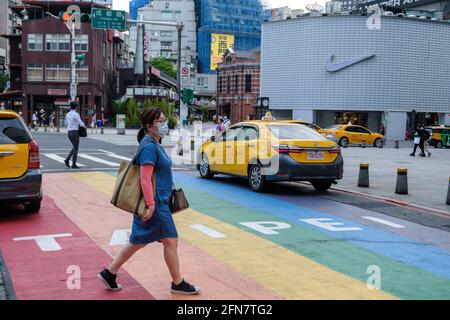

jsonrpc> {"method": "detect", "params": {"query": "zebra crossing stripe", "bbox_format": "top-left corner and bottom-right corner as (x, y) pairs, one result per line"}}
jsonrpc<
(98, 150), (132, 161)
(43, 154), (86, 167)
(77, 154), (120, 167)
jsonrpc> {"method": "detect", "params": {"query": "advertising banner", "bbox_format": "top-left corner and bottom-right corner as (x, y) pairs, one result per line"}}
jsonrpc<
(210, 33), (234, 71)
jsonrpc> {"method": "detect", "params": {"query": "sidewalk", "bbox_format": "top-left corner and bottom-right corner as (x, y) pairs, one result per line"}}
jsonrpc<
(336, 146), (450, 212)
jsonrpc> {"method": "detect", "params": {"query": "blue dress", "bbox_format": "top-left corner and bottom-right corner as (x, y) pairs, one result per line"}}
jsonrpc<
(129, 135), (178, 244)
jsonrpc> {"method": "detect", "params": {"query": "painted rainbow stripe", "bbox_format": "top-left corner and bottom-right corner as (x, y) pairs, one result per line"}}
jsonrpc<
(62, 171), (450, 300)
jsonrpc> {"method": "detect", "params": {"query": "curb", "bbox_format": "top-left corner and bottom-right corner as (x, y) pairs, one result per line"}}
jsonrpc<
(297, 182), (450, 218)
(0, 251), (16, 300)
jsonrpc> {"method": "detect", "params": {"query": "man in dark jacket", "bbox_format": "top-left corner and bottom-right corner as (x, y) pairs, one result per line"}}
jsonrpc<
(421, 127), (432, 157)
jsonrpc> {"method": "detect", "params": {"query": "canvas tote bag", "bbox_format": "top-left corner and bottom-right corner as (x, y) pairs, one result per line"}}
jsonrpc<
(111, 153), (155, 218)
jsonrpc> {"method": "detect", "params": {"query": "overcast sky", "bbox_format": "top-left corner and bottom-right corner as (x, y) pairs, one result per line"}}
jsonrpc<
(112, 0), (328, 13)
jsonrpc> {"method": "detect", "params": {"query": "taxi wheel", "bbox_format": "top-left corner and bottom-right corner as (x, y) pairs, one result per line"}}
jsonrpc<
(199, 154), (214, 179)
(374, 138), (383, 148)
(311, 181), (332, 192)
(24, 198), (41, 213)
(248, 164), (266, 192)
(339, 137), (349, 147)
(435, 141), (443, 149)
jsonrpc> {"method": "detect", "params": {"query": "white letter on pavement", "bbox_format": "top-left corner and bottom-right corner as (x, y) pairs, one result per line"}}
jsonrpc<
(300, 218), (363, 232)
(13, 233), (73, 251)
(239, 221), (291, 235)
(66, 265), (81, 290)
(190, 224), (226, 238)
(109, 229), (131, 246)
(367, 265), (381, 290)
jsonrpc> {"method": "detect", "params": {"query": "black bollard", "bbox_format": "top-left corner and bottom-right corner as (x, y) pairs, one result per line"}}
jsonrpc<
(446, 178), (450, 205)
(395, 141), (399, 149)
(395, 168), (408, 195)
(358, 163), (369, 187)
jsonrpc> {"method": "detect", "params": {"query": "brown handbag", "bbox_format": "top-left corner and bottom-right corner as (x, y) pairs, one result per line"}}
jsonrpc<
(169, 184), (189, 214)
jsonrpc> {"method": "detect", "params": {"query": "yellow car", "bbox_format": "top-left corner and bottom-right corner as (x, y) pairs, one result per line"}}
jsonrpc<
(277, 120), (323, 132)
(321, 125), (384, 148)
(0, 110), (42, 213)
(427, 126), (450, 148)
(197, 121), (343, 192)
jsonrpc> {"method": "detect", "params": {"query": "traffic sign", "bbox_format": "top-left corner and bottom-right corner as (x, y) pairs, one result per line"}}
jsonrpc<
(91, 8), (126, 31)
(181, 66), (190, 79)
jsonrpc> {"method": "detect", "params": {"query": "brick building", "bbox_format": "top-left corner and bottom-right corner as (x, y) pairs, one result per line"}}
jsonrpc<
(216, 47), (261, 124)
(1, 0), (125, 126)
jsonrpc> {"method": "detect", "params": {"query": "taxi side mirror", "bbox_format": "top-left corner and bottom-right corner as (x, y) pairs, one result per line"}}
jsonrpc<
(211, 136), (216, 142)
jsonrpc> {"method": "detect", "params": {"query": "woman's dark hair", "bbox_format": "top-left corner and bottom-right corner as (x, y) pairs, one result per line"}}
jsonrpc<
(137, 108), (163, 143)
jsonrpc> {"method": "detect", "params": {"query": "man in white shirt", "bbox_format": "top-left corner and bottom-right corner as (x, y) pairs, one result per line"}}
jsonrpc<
(64, 101), (85, 169)
(222, 116), (231, 131)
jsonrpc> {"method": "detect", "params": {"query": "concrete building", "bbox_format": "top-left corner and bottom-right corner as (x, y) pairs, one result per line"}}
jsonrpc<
(129, 0), (196, 66)
(260, 15), (450, 141)
(325, 1), (343, 13)
(0, 1), (22, 77)
(264, 6), (305, 20)
(1, 0), (124, 125)
(216, 47), (261, 123)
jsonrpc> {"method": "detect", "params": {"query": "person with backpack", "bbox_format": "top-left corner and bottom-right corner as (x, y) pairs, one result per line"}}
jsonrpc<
(410, 126), (421, 157)
(98, 108), (200, 295)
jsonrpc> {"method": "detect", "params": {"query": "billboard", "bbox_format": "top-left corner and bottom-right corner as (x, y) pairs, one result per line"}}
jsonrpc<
(210, 33), (234, 71)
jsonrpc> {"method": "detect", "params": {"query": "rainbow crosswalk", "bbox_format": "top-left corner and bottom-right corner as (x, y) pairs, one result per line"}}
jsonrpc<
(39, 171), (450, 300)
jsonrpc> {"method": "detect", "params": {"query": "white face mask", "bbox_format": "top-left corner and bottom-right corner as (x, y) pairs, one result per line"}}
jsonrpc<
(156, 121), (169, 137)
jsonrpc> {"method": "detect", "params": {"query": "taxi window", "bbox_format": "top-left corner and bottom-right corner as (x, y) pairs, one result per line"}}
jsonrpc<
(238, 127), (258, 141)
(225, 127), (242, 142)
(326, 125), (342, 130)
(0, 117), (31, 144)
(268, 125), (326, 140)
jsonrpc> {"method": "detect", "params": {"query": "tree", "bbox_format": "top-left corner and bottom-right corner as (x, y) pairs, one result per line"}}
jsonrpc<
(150, 57), (176, 79)
(0, 74), (9, 92)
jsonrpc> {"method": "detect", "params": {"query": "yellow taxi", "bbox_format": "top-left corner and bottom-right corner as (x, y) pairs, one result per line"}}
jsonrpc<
(0, 110), (42, 213)
(427, 126), (450, 148)
(197, 121), (343, 192)
(279, 120), (323, 132)
(321, 124), (384, 148)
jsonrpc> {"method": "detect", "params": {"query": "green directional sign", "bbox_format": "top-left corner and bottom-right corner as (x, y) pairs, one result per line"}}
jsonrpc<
(91, 8), (126, 31)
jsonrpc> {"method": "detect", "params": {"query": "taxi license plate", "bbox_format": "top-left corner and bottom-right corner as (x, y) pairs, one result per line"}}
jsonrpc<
(307, 151), (324, 160)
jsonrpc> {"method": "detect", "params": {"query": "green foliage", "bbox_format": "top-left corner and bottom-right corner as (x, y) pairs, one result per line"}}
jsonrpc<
(200, 106), (209, 122)
(150, 57), (177, 79)
(0, 74), (10, 92)
(126, 98), (141, 127)
(168, 116), (177, 129)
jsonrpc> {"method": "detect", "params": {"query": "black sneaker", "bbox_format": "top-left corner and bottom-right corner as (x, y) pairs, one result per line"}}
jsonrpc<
(71, 165), (80, 169)
(98, 268), (122, 291)
(64, 159), (70, 168)
(171, 279), (200, 295)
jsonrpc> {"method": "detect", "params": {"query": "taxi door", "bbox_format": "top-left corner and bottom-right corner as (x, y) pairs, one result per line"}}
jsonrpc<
(235, 126), (259, 176)
(222, 127), (242, 174)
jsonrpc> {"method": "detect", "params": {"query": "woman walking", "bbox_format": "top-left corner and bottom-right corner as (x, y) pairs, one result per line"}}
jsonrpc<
(98, 108), (200, 295)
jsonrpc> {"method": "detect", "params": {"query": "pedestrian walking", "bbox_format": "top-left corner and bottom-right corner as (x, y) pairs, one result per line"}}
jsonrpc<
(90, 114), (97, 134)
(222, 116), (231, 131)
(38, 108), (46, 130)
(215, 117), (224, 135)
(49, 112), (56, 132)
(64, 101), (85, 169)
(98, 108), (200, 295)
(32, 111), (38, 132)
(421, 126), (432, 157)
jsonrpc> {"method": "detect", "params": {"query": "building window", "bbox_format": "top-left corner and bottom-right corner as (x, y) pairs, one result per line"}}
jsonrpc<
(197, 77), (208, 89)
(75, 34), (88, 52)
(227, 76), (231, 93)
(45, 64), (70, 82)
(46, 34), (70, 51)
(235, 75), (238, 93)
(245, 74), (252, 93)
(27, 64), (43, 81)
(161, 41), (172, 50)
(102, 70), (106, 85)
(161, 10), (172, 19)
(160, 31), (172, 38)
(102, 42), (106, 58)
(76, 65), (88, 82)
(27, 34), (43, 51)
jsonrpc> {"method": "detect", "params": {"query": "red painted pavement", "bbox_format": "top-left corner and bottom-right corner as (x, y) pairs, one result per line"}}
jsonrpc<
(0, 196), (154, 300)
